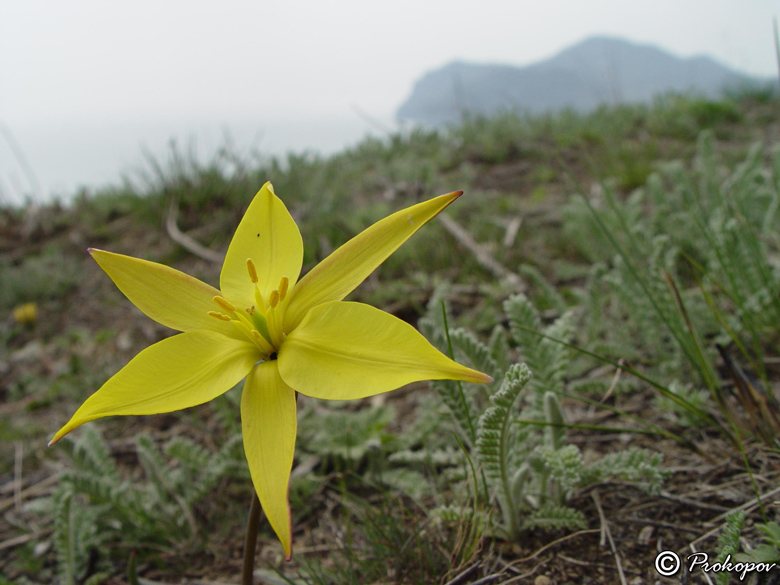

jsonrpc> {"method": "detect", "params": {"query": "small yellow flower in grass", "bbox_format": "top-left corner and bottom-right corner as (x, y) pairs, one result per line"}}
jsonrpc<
(49, 182), (492, 559)
(13, 302), (37, 326)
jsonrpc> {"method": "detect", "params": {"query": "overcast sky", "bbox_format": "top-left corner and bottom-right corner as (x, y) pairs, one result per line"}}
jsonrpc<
(3, 0), (778, 123)
(1, 0), (779, 199)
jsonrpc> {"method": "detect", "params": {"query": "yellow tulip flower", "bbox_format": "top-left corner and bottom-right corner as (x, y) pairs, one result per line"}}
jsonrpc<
(50, 182), (492, 559)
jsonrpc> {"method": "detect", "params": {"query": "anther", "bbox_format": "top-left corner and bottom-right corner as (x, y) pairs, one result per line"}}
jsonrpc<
(278, 276), (289, 302)
(246, 258), (258, 283)
(208, 311), (232, 322)
(213, 296), (236, 313)
(269, 290), (280, 309)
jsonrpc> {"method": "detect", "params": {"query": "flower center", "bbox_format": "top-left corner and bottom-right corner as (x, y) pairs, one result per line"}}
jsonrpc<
(207, 258), (288, 359)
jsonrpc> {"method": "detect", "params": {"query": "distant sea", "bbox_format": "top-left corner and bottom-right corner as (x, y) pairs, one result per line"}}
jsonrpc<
(0, 112), (398, 206)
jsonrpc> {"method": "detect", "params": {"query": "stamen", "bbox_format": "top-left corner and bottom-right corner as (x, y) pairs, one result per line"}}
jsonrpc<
(208, 311), (232, 322)
(233, 310), (257, 333)
(229, 319), (274, 355)
(278, 276), (289, 302)
(213, 296), (236, 313)
(249, 309), (273, 345)
(246, 258), (258, 283)
(254, 287), (267, 311)
(250, 329), (275, 355)
(266, 303), (284, 348)
(269, 290), (280, 309)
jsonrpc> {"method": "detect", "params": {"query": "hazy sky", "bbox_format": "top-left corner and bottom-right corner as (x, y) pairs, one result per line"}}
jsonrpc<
(3, 0), (778, 123)
(1, 0), (779, 199)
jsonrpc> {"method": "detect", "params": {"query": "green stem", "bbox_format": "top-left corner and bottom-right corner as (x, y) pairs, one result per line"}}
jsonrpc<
(242, 491), (261, 585)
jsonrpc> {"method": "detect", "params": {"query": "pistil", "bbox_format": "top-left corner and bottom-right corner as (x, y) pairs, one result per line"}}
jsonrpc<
(207, 261), (289, 360)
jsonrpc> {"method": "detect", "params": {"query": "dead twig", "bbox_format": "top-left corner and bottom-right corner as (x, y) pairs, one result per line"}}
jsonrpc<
(438, 213), (525, 290)
(506, 529), (600, 566)
(14, 442), (22, 511)
(443, 563), (480, 585)
(0, 529), (51, 551)
(704, 484), (780, 527)
(502, 216), (522, 248)
(500, 555), (552, 584)
(0, 474), (60, 513)
(165, 198), (224, 263)
(690, 542), (716, 585)
(591, 490), (628, 585)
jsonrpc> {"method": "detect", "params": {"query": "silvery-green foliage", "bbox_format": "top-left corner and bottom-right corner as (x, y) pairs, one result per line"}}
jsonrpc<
(389, 447), (462, 467)
(419, 293), (491, 446)
(430, 503), (489, 528)
(735, 519), (780, 566)
(424, 291), (666, 540)
(533, 445), (583, 498)
(377, 468), (431, 500)
(579, 448), (667, 494)
(564, 132), (780, 399)
(488, 324), (512, 374)
(567, 377), (638, 397)
(714, 510), (746, 585)
(48, 424), (246, 580)
(297, 403), (396, 466)
(654, 380), (711, 428)
(476, 363), (532, 539)
(504, 293), (573, 405)
(51, 484), (111, 585)
(560, 183), (647, 265)
(448, 328), (502, 382)
(518, 264), (567, 313)
(524, 504), (587, 531)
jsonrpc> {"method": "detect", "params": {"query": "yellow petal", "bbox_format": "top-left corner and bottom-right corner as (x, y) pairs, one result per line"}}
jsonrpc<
(241, 361), (297, 560)
(90, 249), (236, 338)
(50, 331), (258, 445)
(283, 191), (462, 332)
(221, 183), (303, 308)
(278, 301), (491, 400)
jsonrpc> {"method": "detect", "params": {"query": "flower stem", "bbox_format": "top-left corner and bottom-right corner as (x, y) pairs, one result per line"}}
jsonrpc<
(242, 490), (261, 585)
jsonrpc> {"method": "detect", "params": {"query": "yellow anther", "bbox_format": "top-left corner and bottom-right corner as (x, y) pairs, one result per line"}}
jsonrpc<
(213, 296), (236, 313)
(208, 311), (232, 322)
(278, 276), (289, 302)
(246, 258), (258, 283)
(269, 289), (280, 309)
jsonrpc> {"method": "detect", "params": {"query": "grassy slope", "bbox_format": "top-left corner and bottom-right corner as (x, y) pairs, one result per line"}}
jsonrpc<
(1, 91), (779, 584)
